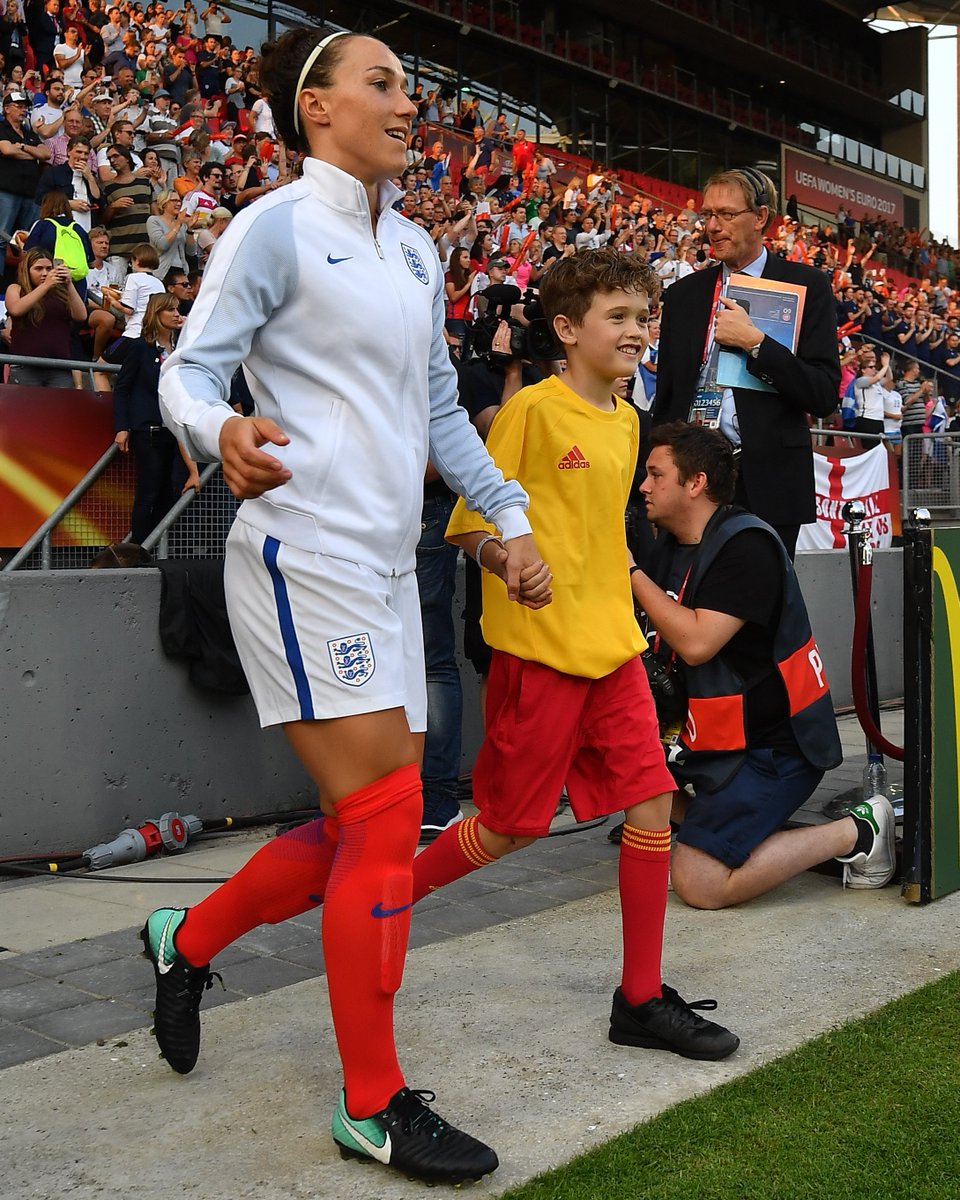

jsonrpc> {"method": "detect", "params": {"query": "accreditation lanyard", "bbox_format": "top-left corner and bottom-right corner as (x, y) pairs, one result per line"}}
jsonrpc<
(687, 270), (726, 429)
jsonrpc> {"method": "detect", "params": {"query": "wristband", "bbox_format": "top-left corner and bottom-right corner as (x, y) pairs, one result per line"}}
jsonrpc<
(475, 533), (503, 569)
(629, 565), (641, 576)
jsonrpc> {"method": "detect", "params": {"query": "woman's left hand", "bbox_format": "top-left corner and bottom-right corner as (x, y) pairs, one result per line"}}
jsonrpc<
(182, 467), (201, 494)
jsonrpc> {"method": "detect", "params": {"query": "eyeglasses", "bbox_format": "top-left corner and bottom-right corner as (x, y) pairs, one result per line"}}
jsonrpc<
(698, 208), (753, 225)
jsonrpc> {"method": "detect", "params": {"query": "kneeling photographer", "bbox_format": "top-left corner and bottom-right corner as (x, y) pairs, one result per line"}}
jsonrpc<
(625, 423), (895, 908)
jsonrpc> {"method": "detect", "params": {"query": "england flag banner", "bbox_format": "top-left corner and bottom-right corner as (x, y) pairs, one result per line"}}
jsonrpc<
(797, 442), (895, 551)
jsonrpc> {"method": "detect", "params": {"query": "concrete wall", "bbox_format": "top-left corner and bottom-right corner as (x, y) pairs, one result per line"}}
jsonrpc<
(0, 570), (314, 857)
(0, 550), (903, 856)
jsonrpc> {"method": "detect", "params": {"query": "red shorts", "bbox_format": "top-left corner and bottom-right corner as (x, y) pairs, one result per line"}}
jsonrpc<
(472, 651), (677, 837)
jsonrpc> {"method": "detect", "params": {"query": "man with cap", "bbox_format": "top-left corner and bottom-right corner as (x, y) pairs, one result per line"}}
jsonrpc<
(0, 91), (50, 266)
(143, 87), (180, 185)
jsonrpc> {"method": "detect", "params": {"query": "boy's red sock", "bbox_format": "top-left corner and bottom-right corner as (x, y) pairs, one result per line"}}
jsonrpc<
(411, 815), (496, 903)
(176, 814), (339, 967)
(322, 763), (422, 1118)
(618, 823), (671, 1007)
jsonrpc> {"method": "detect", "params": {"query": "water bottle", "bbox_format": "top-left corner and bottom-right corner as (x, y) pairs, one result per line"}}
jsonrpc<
(862, 755), (887, 801)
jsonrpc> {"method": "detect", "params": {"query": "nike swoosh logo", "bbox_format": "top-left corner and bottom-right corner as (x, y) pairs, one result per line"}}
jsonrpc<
(156, 919), (174, 974)
(327, 254), (353, 264)
(343, 1121), (391, 1163)
(371, 901), (414, 918)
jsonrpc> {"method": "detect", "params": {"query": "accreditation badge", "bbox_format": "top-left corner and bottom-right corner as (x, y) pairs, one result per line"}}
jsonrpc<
(688, 387), (724, 429)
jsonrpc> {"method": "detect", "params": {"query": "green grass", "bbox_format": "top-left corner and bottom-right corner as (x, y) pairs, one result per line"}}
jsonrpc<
(500, 971), (960, 1200)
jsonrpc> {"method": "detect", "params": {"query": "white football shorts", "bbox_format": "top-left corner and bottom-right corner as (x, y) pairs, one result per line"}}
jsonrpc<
(223, 518), (427, 731)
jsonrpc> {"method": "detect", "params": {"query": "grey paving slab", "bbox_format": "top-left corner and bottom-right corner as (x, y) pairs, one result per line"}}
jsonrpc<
(23, 998), (144, 1046)
(58, 955), (157, 998)
(0, 1021), (67, 1069)
(232, 922), (320, 956)
(274, 940), (328, 972)
(471, 889), (573, 920)
(0, 960), (37, 988)
(425, 904), (516, 938)
(0, 978), (94, 1021)
(221, 955), (320, 998)
(11, 940), (125, 977)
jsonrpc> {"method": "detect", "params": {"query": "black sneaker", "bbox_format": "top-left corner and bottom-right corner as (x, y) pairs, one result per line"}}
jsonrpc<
(419, 789), (463, 846)
(140, 907), (222, 1074)
(609, 984), (740, 1060)
(332, 1086), (499, 1184)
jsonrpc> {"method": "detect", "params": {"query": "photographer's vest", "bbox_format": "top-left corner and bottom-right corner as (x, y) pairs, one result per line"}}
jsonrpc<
(658, 509), (842, 793)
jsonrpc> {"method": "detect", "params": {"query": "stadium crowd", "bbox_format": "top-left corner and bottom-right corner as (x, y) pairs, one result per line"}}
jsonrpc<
(1, 0), (957, 449)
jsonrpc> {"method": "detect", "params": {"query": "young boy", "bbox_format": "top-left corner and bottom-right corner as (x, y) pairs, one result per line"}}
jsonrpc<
(414, 247), (739, 1059)
(100, 242), (164, 366)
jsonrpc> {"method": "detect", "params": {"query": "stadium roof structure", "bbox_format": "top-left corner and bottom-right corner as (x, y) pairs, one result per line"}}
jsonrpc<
(845, 0), (960, 21)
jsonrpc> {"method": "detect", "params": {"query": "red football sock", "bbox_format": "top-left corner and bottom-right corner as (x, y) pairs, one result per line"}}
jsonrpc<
(618, 823), (671, 1007)
(175, 814), (339, 967)
(411, 815), (496, 903)
(323, 763), (422, 1118)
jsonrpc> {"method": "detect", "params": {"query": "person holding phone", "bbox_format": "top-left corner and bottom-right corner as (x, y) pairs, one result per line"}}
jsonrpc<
(4, 247), (86, 386)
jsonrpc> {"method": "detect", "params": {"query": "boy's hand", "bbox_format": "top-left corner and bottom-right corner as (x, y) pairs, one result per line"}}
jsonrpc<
(502, 533), (548, 603)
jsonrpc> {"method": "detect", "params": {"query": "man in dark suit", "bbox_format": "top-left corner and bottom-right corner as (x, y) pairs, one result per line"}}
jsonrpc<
(652, 168), (840, 557)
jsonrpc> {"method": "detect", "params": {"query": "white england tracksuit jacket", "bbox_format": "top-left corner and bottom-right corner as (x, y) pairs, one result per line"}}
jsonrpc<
(159, 157), (530, 576)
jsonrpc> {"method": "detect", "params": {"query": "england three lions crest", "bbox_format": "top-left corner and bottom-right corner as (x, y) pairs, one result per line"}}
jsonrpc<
(327, 633), (376, 686)
(401, 243), (430, 285)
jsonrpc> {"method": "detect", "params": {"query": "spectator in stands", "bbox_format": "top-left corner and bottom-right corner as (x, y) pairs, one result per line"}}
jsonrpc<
(96, 117), (143, 182)
(0, 1), (29, 73)
(163, 266), (194, 316)
(194, 203), (229, 262)
(142, 86), (179, 182)
(54, 21), (84, 86)
(653, 168), (839, 559)
(852, 346), (889, 438)
(31, 74), (69, 141)
(100, 239), (163, 364)
(200, 1), (230, 36)
(85, 224), (123, 359)
(35, 131), (100, 229)
(574, 213), (611, 252)
(112, 290), (196, 542)
(180, 157), (221, 215)
(147, 187), (196, 276)
(173, 148), (202, 196)
(162, 42), (194, 105)
(28, 0), (63, 75)
(0, 89), (49, 271)
(444, 244), (475, 346)
(882, 369), (902, 453)
(101, 142), (152, 266)
(4, 246), (86, 385)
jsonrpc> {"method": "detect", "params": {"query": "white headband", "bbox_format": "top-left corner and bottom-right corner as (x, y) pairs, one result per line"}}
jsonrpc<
(292, 30), (349, 136)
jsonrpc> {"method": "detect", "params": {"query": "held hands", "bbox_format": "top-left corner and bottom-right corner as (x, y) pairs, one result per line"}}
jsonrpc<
(713, 297), (761, 351)
(219, 414), (292, 499)
(482, 533), (553, 608)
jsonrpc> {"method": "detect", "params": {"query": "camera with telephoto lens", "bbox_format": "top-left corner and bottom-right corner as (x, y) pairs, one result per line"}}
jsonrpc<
(641, 650), (687, 729)
(470, 284), (563, 365)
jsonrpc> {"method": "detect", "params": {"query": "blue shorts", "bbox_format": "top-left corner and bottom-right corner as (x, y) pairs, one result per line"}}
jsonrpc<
(675, 748), (823, 869)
